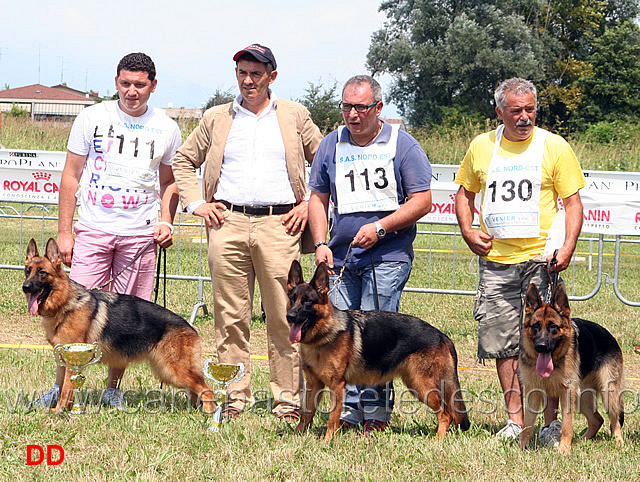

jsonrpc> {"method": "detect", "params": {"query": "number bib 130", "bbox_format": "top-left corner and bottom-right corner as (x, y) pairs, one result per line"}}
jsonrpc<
(334, 124), (400, 214)
(481, 125), (549, 238)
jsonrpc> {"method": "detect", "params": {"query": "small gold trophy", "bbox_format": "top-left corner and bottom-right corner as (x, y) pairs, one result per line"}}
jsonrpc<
(203, 359), (245, 432)
(53, 342), (102, 415)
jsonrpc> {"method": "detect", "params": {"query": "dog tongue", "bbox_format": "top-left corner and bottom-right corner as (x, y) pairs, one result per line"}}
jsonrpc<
(289, 324), (303, 344)
(536, 353), (554, 377)
(27, 294), (39, 315)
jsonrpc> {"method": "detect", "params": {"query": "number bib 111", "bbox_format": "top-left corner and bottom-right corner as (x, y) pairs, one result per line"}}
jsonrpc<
(335, 124), (400, 215)
(481, 125), (549, 238)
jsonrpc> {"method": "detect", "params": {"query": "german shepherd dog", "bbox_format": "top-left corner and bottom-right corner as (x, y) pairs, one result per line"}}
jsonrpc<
(23, 238), (214, 414)
(519, 282), (624, 454)
(286, 260), (470, 441)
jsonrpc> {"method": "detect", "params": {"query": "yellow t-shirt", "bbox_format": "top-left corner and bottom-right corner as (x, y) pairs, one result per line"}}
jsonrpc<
(455, 127), (586, 264)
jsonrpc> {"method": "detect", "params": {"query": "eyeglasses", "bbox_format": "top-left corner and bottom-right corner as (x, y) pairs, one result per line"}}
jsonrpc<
(339, 101), (378, 113)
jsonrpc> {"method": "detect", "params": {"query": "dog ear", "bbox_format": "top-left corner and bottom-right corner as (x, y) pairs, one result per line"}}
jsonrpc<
(524, 283), (542, 315)
(26, 238), (39, 263)
(287, 260), (304, 290)
(310, 262), (330, 296)
(552, 284), (571, 318)
(45, 238), (63, 268)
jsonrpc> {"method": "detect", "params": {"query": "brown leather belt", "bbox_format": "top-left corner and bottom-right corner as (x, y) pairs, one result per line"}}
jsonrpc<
(218, 200), (295, 216)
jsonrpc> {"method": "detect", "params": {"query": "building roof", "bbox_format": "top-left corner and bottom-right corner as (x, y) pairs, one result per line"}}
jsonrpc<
(0, 84), (94, 103)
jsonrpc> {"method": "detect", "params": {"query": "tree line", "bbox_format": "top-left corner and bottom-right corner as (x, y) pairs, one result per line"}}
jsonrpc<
(365, 0), (640, 131)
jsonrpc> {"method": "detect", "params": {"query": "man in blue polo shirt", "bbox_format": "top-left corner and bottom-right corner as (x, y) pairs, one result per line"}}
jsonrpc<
(307, 75), (432, 433)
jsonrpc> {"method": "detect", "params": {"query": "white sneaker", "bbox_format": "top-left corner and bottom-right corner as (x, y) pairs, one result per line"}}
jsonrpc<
(496, 419), (522, 440)
(29, 386), (59, 409)
(101, 388), (124, 409)
(539, 420), (562, 448)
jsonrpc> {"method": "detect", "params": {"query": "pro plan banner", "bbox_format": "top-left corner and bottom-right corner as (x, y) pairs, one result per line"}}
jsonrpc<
(1, 150), (640, 235)
(0, 149), (64, 203)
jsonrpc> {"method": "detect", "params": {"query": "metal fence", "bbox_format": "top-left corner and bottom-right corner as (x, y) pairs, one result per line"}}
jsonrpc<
(2, 202), (639, 324)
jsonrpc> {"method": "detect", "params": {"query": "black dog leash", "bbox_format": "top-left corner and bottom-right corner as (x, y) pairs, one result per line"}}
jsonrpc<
(153, 246), (167, 307)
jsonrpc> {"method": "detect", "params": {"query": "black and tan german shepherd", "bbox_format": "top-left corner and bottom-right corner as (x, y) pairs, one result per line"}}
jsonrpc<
(286, 260), (470, 441)
(23, 238), (214, 414)
(519, 283), (624, 454)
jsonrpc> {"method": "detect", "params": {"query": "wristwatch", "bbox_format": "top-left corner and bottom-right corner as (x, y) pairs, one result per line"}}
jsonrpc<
(374, 221), (386, 240)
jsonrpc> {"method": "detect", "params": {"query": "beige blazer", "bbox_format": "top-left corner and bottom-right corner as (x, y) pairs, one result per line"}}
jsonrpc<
(172, 98), (323, 210)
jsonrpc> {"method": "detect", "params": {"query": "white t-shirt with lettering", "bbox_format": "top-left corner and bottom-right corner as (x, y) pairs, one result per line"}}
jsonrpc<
(67, 101), (181, 235)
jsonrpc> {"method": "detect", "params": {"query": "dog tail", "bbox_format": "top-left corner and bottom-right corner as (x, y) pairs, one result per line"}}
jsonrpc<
(445, 339), (470, 431)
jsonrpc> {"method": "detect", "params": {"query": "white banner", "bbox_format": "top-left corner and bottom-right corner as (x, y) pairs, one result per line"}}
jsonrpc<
(1, 149), (639, 235)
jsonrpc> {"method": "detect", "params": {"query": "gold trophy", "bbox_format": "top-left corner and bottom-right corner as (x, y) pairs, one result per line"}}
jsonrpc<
(53, 342), (102, 415)
(203, 359), (245, 432)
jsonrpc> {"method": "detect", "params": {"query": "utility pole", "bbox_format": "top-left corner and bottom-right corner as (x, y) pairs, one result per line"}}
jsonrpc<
(58, 56), (64, 84)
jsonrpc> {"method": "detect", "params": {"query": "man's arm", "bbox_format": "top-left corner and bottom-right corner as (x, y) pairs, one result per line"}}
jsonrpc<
(351, 190), (432, 250)
(57, 151), (87, 266)
(454, 186), (493, 257)
(155, 163), (179, 248)
(172, 114), (228, 229)
(551, 191), (583, 272)
(308, 191), (333, 268)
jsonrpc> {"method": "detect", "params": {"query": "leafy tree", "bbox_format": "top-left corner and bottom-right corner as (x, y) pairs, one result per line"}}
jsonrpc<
(368, 0), (640, 128)
(367, 1), (547, 126)
(577, 20), (640, 122)
(202, 88), (234, 113)
(297, 81), (342, 134)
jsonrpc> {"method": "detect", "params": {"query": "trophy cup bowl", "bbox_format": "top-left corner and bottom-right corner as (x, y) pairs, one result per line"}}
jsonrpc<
(53, 342), (102, 415)
(203, 359), (245, 432)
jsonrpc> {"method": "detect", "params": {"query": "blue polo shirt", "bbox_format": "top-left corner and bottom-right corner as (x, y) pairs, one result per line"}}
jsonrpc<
(309, 121), (431, 268)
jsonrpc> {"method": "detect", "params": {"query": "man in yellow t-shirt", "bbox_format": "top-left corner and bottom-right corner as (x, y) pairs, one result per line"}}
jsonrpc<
(454, 78), (586, 444)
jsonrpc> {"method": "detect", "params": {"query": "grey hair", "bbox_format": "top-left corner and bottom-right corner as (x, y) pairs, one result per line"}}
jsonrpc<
(494, 78), (537, 111)
(342, 75), (383, 103)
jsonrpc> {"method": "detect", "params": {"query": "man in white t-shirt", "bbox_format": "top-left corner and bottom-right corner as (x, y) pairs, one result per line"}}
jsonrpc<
(31, 52), (181, 410)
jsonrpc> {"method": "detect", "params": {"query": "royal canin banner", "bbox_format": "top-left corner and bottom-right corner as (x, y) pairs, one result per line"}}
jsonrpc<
(1, 149), (640, 235)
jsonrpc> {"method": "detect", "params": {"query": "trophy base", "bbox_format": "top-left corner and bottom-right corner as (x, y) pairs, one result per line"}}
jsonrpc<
(70, 403), (86, 416)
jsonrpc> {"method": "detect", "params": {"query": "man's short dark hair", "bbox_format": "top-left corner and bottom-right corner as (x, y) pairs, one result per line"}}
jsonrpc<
(236, 52), (274, 75)
(117, 53), (156, 81)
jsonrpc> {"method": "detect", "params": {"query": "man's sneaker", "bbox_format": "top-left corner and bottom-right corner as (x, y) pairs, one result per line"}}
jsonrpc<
(101, 388), (124, 409)
(496, 420), (522, 440)
(29, 386), (59, 409)
(539, 420), (562, 448)
(363, 419), (390, 435)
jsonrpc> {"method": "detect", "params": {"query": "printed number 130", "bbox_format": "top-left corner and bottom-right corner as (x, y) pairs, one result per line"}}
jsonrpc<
(488, 179), (533, 202)
(345, 168), (389, 192)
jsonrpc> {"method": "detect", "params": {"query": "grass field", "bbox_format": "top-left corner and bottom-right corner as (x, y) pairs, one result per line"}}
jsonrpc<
(0, 214), (639, 479)
(1, 116), (640, 479)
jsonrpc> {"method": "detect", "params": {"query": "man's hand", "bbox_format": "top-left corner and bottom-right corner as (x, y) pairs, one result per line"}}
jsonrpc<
(461, 229), (494, 257)
(57, 232), (75, 267)
(352, 223), (379, 250)
(282, 201), (308, 236)
(154, 224), (174, 249)
(193, 202), (228, 228)
(547, 246), (571, 272)
(315, 244), (335, 274)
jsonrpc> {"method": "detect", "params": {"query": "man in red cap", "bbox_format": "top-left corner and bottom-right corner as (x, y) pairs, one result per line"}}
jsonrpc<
(172, 44), (323, 422)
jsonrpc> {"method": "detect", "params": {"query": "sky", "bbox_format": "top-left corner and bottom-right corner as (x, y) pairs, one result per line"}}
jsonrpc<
(0, 0), (400, 117)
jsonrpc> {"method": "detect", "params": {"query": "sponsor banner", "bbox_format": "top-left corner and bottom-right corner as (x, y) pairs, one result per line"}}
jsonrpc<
(1, 151), (639, 234)
(0, 149), (65, 203)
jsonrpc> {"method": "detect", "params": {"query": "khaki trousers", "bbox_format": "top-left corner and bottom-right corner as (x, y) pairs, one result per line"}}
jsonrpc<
(207, 209), (303, 416)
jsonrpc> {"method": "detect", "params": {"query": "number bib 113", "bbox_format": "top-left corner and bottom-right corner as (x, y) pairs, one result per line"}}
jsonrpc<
(481, 125), (549, 238)
(335, 124), (400, 215)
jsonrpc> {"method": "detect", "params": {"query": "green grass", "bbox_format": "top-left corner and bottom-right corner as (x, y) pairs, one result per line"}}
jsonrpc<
(1, 117), (640, 479)
(1, 219), (640, 479)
